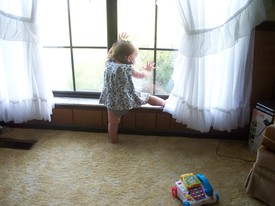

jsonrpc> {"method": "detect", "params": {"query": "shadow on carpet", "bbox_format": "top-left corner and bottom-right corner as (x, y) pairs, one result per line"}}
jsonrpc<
(0, 138), (37, 150)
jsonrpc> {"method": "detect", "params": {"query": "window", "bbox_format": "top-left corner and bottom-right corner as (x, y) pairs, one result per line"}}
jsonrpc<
(39, 0), (178, 98)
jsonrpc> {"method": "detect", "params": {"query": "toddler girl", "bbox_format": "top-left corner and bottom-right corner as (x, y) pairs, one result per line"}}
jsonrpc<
(99, 34), (165, 143)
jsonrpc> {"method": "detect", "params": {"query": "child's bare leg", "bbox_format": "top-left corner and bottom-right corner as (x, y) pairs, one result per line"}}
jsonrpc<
(107, 109), (121, 143)
(147, 95), (166, 107)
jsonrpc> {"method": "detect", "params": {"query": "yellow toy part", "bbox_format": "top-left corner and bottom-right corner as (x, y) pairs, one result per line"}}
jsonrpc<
(180, 173), (201, 189)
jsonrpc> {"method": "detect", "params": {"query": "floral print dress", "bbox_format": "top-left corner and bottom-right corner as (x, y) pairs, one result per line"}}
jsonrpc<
(99, 59), (149, 111)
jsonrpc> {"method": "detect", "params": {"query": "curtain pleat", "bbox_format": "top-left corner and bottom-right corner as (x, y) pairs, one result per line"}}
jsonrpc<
(0, 0), (54, 123)
(163, 0), (269, 132)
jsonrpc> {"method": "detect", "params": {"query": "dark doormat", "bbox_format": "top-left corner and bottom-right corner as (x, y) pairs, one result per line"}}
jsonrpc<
(0, 138), (37, 150)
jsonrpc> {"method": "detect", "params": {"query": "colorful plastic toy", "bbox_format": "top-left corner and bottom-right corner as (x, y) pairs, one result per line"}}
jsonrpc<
(172, 173), (219, 206)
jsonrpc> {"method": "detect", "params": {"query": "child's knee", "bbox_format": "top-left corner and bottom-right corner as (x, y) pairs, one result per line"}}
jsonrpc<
(108, 117), (121, 125)
(108, 110), (121, 124)
(108, 122), (119, 128)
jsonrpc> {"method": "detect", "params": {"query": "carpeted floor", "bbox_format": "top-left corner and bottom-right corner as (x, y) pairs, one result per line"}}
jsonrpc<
(0, 127), (267, 206)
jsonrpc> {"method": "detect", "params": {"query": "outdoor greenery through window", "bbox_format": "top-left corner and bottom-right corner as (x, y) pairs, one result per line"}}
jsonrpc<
(39, 0), (179, 98)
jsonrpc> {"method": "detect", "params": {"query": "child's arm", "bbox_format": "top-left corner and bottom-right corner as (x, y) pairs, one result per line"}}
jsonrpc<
(132, 62), (155, 79)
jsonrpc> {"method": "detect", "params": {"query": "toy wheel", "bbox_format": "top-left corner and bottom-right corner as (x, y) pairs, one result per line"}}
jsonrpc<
(172, 186), (178, 198)
(214, 192), (219, 202)
(183, 202), (191, 206)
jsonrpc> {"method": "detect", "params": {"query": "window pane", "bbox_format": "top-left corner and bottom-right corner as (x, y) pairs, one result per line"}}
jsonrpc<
(157, 2), (181, 49)
(134, 50), (155, 93)
(73, 49), (107, 92)
(42, 48), (73, 91)
(155, 51), (176, 95)
(118, 0), (155, 48)
(38, 0), (70, 46)
(70, 0), (107, 47)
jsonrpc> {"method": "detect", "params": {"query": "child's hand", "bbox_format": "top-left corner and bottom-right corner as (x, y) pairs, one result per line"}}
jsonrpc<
(142, 62), (155, 73)
(132, 62), (155, 79)
(118, 32), (129, 41)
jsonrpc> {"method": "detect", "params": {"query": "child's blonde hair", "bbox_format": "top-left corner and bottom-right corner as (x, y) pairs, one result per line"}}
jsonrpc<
(110, 40), (137, 64)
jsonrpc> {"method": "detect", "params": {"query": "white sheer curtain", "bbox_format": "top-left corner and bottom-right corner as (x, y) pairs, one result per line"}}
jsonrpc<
(0, 0), (54, 123)
(163, 0), (269, 132)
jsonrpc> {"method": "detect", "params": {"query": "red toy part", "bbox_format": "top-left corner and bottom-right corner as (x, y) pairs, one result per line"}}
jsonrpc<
(172, 186), (178, 198)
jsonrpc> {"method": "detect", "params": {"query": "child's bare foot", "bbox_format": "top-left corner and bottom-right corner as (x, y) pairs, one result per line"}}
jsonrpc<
(110, 136), (118, 144)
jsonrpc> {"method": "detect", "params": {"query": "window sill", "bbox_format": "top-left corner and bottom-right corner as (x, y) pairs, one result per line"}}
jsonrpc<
(55, 97), (102, 107)
(54, 97), (163, 110)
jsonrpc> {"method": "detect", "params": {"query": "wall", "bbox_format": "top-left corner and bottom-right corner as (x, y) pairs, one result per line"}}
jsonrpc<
(251, 21), (275, 107)
(266, 0), (275, 21)
(21, 104), (248, 139)
(3, 20), (275, 140)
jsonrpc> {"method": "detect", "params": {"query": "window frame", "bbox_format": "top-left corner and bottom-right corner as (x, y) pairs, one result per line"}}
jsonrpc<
(50, 0), (174, 99)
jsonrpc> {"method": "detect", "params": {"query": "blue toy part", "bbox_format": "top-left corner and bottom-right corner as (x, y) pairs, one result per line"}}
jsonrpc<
(196, 173), (213, 196)
(214, 191), (219, 202)
(183, 202), (191, 206)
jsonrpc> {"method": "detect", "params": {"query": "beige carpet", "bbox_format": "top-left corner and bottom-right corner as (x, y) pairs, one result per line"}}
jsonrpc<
(0, 128), (266, 206)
